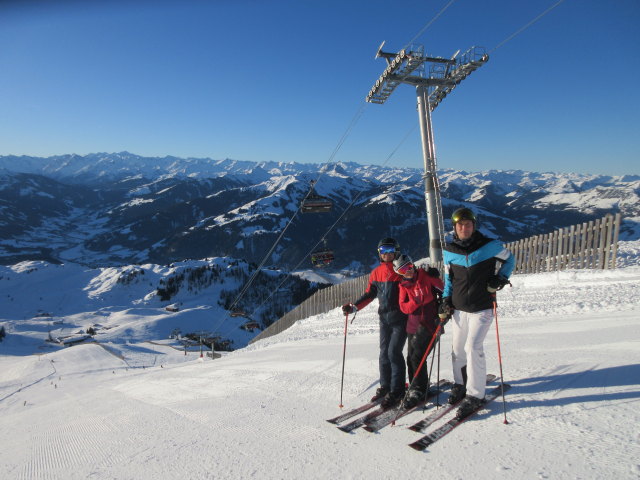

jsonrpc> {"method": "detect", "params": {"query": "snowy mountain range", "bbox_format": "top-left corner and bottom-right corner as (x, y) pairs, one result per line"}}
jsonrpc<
(1, 152), (638, 272)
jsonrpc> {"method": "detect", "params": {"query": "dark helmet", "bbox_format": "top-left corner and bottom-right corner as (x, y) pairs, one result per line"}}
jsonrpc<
(377, 237), (400, 255)
(451, 207), (476, 225)
(392, 254), (413, 274)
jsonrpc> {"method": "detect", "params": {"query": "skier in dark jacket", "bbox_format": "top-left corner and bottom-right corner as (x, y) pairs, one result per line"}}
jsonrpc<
(394, 254), (444, 409)
(342, 238), (407, 408)
(439, 207), (514, 419)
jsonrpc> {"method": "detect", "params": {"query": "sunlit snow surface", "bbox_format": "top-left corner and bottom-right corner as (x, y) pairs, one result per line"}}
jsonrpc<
(1, 249), (639, 479)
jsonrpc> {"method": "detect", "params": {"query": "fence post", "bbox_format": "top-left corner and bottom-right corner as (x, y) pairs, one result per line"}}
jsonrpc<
(587, 220), (595, 268)
(576, 223), (583, 268)
(557, 228), (563, 270)
(598, 217), (606, 268)
(610, 213), (622, 269)
(550, 230), (557, 272)
(602, 214), (615, 269)
(536, 234), (543, 273)
(526, 236), (534, 274)
(517, 238), (524, 274)
(537, 234), (545, 273)
(514, 239), (523, 274)
(567, 224), (576, 268)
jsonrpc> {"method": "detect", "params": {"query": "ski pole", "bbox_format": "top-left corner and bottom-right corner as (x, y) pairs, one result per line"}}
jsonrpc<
(392, 323), (442, 425)
(426, 332), (439, 390)
(338, 312), (350, 408)
(434, 289), (443, 408)
(423, 331), (440, 407)
(435, 331), (441, 408)
(492, 294), (509, 424)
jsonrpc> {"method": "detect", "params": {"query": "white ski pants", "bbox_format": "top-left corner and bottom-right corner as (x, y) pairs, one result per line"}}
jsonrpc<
(450, 308), (493, 399)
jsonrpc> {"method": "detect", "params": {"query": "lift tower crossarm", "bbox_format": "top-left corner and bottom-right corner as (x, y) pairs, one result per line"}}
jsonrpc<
(366, 45), (489, 108)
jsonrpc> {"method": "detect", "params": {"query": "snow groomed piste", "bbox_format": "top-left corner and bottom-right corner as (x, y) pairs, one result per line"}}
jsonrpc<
(2, 264), (639, 478)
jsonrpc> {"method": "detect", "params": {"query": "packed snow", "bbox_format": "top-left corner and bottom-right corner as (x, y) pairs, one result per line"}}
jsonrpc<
(1, 247), (640, 479)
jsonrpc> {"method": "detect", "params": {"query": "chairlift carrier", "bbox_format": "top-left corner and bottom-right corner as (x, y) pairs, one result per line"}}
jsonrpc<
(302, 180), (332, 213)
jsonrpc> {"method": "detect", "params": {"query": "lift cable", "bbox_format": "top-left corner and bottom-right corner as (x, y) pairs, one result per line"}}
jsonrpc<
(401, 0), (458, 52)
(490, 0), (568, 54)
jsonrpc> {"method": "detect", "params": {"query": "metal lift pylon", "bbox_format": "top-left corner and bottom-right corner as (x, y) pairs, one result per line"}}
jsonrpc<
(366, 42), (489, 263)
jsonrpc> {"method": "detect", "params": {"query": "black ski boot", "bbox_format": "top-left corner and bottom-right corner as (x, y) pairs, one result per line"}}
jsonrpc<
(402, 389), (424, 409)
(370, 386), (389, 402)
(381, 390), (404, 409)
(455, 395), (484, 419)
(447, 383), (466, 405)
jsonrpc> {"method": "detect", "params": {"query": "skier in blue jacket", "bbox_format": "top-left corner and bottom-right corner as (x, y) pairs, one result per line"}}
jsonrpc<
(439, 207), (514, 419)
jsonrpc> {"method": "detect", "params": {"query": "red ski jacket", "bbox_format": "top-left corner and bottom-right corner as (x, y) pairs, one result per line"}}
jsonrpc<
(398, 268), (444, 334)
(354, 261), (406, 325)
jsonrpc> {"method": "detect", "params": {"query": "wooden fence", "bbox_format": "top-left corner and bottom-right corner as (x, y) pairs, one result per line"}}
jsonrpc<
(505, 213), (621, 274)
(251, 213), (622, 343)
(250, 274), (369, 344)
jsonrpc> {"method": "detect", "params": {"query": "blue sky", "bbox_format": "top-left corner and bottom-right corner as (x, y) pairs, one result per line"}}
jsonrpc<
(1, 0), (638, 175)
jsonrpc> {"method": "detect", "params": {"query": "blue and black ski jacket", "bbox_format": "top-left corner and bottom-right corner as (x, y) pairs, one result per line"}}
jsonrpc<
(443, 231), (515, 313)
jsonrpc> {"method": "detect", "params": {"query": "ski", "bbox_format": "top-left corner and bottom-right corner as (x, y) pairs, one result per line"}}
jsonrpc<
(408, 374), (497, 433)
(362, 381), (452, 433)
(407, 401), (457, 433)
(336, 405), (388, 433)
(326, 399), (381, 425)
(337, 379), (450, 434)
(408, 383), (511, 451)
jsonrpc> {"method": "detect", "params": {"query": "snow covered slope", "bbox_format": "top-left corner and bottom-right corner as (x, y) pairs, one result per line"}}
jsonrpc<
(1, 261), (639, 479)
(0, 258), (327, 352)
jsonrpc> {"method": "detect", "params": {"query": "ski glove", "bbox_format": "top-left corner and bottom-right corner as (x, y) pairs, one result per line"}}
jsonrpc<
(438, 297), (453, 322)
(342, 303), (357, 315)
(426, 266), (440, 278)
(487, 275), (510, 293)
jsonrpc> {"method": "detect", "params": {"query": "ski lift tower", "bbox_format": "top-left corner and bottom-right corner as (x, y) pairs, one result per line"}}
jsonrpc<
(366, 42), (489, 263)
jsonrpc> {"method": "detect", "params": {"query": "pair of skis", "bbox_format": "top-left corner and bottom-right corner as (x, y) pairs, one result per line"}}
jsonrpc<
(327, 374), (509, 451)
(363, 381), (452, 433)
(408, 374), (497, 434)
(326, 379), (451, 434)
(408, 382), (511, 451)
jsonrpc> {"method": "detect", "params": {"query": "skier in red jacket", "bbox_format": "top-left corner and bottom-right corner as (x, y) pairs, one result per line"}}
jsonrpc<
(394, 254), (444, 409)
(342, 238), (407, 408)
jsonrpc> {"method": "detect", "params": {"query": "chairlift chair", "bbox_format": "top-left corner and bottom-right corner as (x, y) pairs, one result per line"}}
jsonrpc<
(240, 321), (261, 332)
(310, 249), (335, 267)
(301, 181), (332, 213)
(302, 195), (333, 213)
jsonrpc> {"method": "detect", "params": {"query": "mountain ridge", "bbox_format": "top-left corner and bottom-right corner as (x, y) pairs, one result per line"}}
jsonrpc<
(1, 152), (638, 271)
